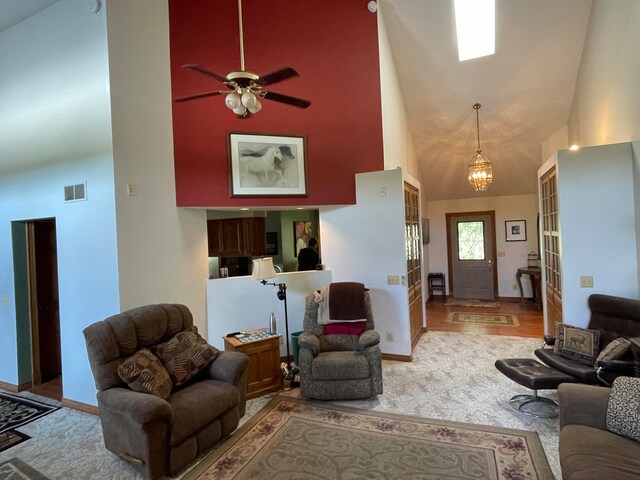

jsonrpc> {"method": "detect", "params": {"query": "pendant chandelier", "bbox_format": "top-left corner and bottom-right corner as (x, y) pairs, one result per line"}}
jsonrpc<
(467, 103), (493, 191)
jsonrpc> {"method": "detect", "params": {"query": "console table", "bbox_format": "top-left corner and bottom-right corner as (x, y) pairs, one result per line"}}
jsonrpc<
(516, 267), (542, 310)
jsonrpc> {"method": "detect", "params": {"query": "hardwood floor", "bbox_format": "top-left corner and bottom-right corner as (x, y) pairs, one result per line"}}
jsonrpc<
(426, 296), (544, 338)
(28, 375), (62, 401)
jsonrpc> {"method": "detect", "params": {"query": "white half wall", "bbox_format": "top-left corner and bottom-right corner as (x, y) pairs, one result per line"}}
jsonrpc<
(0, 0), (120, 405)
(206, 270), (332, 356)
(106, 0), (209, 330)
(320, 169), (411, 356)
(557, 143), (639, 326)
(426, 194), (539, 298)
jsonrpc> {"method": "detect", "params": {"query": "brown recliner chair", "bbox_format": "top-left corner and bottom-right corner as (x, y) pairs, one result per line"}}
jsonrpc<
(83, 304), (249, 480)
(535, 294), (640, 385)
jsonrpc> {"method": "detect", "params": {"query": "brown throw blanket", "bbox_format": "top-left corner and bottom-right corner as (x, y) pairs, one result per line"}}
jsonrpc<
(329, 282), (366, 320)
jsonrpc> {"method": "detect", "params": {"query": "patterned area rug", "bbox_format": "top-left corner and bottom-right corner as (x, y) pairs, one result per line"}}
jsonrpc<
(0, 457), (50, 480)
(445, 298), (501, 308)
(448, 312), (520, 326)
(184, 396), (553, 480)
(0, 393), (60, 435)
(0, 430), (30, 453)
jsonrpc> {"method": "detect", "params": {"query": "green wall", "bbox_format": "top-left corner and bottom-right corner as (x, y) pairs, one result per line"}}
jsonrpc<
(11, 221), (32, 386)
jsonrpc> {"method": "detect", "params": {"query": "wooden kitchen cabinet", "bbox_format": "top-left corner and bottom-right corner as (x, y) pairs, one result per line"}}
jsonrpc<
(207, 217), (266, 257)
(223, 332), (282, 399)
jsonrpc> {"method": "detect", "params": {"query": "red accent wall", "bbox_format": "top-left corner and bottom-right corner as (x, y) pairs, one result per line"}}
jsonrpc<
(169, 0), (384, 207)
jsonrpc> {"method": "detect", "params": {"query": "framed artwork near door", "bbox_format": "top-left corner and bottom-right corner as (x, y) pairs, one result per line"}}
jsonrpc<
(505, 220), (527, 242)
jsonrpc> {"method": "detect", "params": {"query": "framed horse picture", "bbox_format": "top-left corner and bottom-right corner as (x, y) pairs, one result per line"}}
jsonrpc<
(228, 133), (307, 196)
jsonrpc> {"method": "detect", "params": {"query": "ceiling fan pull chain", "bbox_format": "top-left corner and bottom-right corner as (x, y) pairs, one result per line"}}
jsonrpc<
(238, 0), (245, 72)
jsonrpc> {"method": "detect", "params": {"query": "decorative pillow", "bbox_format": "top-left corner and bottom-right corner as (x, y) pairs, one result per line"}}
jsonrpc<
(596, 337), (631, 366)
(117, 348), (173, 400)
(323, 321), (367, 336)
(153, 327), (220, 387)
(554, 323), (600, 366)
(606, 376), (640, 442)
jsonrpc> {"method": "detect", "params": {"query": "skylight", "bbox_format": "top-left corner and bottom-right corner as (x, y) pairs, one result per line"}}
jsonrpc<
(454, 0), (495, 61)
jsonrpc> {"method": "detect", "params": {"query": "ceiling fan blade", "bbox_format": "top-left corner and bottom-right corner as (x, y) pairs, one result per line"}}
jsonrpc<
(174, 91), (223, 102)
(259, 67), (299, 86)
(263, 91), (311, 108)
(182, 64), (228, 83)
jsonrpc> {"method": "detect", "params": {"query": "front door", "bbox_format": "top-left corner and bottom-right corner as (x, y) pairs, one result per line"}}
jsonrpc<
(448, 212), (496, 300)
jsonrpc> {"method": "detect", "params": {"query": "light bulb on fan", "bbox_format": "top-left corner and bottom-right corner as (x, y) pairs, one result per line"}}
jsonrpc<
(241, 91), (257, 108)
(233, 105), (247, 116)
(248, 100), (262, 114)
(225, 93), (241, 110)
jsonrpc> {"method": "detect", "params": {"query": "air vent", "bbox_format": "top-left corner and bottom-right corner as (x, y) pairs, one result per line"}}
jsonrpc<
(64, 182), (87, 202)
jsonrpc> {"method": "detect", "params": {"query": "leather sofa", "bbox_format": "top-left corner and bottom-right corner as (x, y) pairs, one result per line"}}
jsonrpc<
(558, 383), (640, 479)
(83, 304), (249, 479)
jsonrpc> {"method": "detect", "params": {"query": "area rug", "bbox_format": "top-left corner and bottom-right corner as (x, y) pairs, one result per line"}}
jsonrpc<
(0, 430), (30, 453)
(0, 458), (50, 480)
(0, 393), (59, 435)
(445, 298), (501, 308)
(448, 312), (520, 326)
(184, 396), (553, 480)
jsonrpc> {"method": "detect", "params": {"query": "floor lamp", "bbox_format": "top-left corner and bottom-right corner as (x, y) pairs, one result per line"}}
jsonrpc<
(252, 257), (291, 369)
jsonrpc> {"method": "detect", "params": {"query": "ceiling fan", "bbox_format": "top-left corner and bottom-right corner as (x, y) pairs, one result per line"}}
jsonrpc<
(174, 0), (311, 118)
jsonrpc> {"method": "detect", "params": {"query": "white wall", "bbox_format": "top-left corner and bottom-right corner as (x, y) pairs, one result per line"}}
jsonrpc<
(206, 270), (332, 355)
(568, 0), (640, 147)
(106, 0), (209, 330)
(557, 143), (639, 326)
(541, 126), (569, 164)
(0, 0), (120, 404)
(377, 3), (418, 178)
(634, 142), (640, 291)
(426, 194), (539, 297)
(320, 169), (412, 356)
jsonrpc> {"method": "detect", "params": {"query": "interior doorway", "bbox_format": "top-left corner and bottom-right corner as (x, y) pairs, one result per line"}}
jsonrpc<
(13, 218), (62, 400)
(446, 211), (498, 300)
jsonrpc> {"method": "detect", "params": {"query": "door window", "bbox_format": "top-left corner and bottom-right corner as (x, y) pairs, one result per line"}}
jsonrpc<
(457, 221), (485, 260)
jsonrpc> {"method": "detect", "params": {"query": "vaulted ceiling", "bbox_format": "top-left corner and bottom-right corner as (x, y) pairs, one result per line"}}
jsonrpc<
(2, 0), (594, 202)
(381, 0), (592, 200)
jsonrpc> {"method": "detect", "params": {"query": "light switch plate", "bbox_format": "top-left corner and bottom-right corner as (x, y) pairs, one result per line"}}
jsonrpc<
(580, 276), (594, 288)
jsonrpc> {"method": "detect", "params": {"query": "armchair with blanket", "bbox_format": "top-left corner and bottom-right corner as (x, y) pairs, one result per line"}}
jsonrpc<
(83, 303), (249, 480)
(298, 282), (383, 400)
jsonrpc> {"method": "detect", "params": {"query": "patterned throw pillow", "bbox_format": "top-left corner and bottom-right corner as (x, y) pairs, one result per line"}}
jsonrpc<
(117, 348), (173, 400)
(153, 327), (220, 387)
(596, 337), (631, 366)
(606, 376), (640, 442)
(554, 323), (601, 366)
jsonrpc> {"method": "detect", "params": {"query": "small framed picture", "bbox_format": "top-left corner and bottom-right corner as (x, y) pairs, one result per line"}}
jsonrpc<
(505, 220), (527, 242)
(229, 133), (307, 197)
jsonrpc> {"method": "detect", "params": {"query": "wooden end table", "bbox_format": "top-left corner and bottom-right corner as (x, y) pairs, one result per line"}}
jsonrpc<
(223, 329), (282, 399)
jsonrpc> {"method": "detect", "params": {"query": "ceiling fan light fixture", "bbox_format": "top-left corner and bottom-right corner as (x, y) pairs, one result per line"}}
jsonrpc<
(232, 105), (247, 116)
(467, 103), (493, 192)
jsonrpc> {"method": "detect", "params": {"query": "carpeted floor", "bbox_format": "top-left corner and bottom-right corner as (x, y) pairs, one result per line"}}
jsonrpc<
(448, 312), (520, 326)
(184, 396), (553, 479)
(0, 331), (561, 479)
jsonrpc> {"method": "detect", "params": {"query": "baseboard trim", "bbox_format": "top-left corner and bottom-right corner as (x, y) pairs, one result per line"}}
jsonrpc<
(62, 398), (98, 415)
(382, 353), (412, 362)
(0, 380), (18, 392)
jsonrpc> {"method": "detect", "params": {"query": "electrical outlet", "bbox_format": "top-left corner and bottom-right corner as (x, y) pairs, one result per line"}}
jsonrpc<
(385, 332), (393, 342)
(126, 183), (137, 196)
(380, 187), (387, 197)
(400, 275), (406, 286)
(387, 275), (400, 285)
(580, 276), (594, 288)
(497, 250), (506, 257)
(2, 295), (9, 306)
